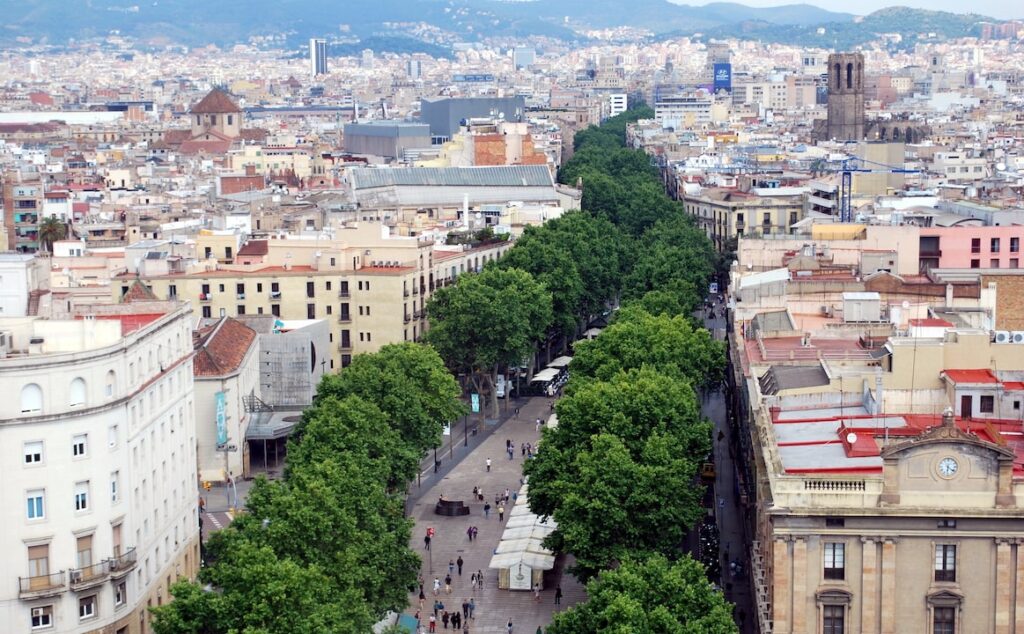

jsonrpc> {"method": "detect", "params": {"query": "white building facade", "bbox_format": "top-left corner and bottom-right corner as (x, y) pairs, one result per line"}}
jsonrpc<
(0, 306), (200, 634)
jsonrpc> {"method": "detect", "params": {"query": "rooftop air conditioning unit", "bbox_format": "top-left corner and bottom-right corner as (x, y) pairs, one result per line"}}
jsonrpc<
(1012, 332), (1024, 344)
(70, 570), (82, 583)
(994, 331), (1010, 343)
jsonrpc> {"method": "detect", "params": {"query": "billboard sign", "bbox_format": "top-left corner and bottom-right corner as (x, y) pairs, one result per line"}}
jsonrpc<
(215, 391), (228, 446)
(713, 63), (732, 93)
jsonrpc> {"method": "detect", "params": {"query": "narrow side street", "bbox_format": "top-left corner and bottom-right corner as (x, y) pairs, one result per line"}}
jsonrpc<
(402, 394), (587, 633)
(701, 303), (756, 634)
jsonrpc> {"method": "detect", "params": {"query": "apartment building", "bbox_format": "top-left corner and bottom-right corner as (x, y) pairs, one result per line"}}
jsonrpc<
(117, 223), (510, 369)
(0, 304), (199, 634)
(683, 185), (805, 250)
(3, 173), (44, 252)
(728, 245), (1024, 634)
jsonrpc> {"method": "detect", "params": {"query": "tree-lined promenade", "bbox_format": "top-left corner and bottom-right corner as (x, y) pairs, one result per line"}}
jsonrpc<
(152, 107), (736, 633)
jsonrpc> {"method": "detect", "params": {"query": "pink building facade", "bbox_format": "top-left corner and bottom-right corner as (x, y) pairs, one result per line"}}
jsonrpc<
(919, 225), (1024, 272)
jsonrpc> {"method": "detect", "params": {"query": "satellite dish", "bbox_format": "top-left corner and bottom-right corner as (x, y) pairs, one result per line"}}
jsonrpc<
(846, 432), (858, 444)
(475, 212), (482, 220)
(902, 300), (910, 309)
(498, 112), (505, 119)
(996, 162), (1006, 171)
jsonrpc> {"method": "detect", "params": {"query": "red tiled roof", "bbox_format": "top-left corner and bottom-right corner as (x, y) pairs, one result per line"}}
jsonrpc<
(190, 88), (241, 114)
(1003, 382), (1024, 391)
(163, 129), (192, 145)
(121, 280), (159, 303)
(193, 317), (257, 377)
(237, 240), (269, 256)
(943, 369), (999, 384)
(909, 318), (954, 327)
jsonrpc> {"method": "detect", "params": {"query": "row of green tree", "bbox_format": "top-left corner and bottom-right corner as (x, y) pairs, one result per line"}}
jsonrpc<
(536, 109), (734, 631)
(152, 344), (465, 634)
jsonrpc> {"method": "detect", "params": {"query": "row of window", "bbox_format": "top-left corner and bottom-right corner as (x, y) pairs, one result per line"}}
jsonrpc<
(970, 237), (1020, 254)
(968, 258), (1020, 269)
(193, 279), (368, 299)
(29, 587), (128, 631)
(819, 542), (956, 583)
(26, 476), (118, 519)
(821, 605), (956, 634)
(19, 376), (114, 414)
(23, 429), (119, 465)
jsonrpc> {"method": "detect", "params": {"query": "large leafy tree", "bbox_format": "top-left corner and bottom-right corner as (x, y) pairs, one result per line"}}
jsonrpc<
(546, 554), (737, 634)
(151, 542), (367, 634)
(311, 343), (465, 455)
(570, 306), (725, 390)
(425, 266), (552, 416)
(500, 231), (584, 341)
(537, 433), (706, 579)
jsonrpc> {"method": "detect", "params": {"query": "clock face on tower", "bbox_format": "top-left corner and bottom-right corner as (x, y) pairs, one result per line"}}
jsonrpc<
(937, 457), (959, 478)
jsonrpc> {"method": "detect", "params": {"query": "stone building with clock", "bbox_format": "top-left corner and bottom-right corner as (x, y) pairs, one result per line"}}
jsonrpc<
(732, 329), (1024, 634)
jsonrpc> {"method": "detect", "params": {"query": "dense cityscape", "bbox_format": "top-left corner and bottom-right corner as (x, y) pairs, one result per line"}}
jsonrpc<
(1, 1), (1024, 633)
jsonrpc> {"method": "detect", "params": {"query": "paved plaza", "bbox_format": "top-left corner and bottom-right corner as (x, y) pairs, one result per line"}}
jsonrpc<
(403, 394), (586, 633)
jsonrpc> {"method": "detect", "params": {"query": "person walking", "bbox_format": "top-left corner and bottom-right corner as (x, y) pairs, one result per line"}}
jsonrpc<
(442, 611), (450, 630)
(453, 612), (461, 630)
(433, 599), (443, 616)
(471, 526), (478, 541)
(456, 556), (464, 576)
(425, 534), (432, 551)
(506, 618), (514, 634)
(433, 578), (441, 596)
(483, 502), (491, 518)
(428, 614), (437, 633)
(498, 505), (505, 521)
(485, 458), (491, 472)
(536, 627), (543, 634)
(462, 598), (470, 619)
(469, 597), (476, 618)
(466, 526), (473, 541)
(507, 446), (514, 460)
(533, 582), (541, 602)
(521, 442), (526, 457)
(418, 588), (426, 608)
(469, 572), (476, 589)
(554, 585), (562, 605)
(444, 574), (452, 594)
(476, 571), (483, 589)
(448, 560), (455, 576)
(536, 417), (542, 431)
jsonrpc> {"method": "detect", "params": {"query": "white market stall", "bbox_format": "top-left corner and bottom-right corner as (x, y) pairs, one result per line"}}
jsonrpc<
(488, 484), (557, 590)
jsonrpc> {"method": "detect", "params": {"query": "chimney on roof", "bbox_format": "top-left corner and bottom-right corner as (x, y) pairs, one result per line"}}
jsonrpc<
(941, 406), (955, 428)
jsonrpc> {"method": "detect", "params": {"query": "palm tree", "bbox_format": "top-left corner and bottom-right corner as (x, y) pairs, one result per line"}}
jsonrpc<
(37, 216), (67, 253)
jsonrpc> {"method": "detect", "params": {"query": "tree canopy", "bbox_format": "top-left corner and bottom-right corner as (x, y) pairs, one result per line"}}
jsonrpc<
(546, 555), (738, 634)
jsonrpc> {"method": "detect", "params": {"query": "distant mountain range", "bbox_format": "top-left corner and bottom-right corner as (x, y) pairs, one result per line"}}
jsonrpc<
(0, 0), (1005, 54)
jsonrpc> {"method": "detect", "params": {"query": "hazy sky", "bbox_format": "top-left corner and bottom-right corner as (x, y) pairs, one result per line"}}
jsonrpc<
(676, 0), (1022, 20)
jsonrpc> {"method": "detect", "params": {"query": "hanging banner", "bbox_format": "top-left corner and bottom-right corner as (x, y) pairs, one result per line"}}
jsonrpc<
(215, 391), (227, 446)
(471, 393), (480, 413)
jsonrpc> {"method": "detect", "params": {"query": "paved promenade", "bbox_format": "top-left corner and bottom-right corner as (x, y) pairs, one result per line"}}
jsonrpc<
(403, 394), (586, 633)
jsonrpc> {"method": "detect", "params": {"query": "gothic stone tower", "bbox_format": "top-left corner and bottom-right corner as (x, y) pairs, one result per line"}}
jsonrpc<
(826, 52), (864, 141)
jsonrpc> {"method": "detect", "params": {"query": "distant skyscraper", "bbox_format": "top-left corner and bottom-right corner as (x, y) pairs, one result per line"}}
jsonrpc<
(826, 52), (865, 141)
(309, 38), (327, 77)
(407, 59), (422, 79)
(513, 46), (535, 70)
(361, 49), (374, 70)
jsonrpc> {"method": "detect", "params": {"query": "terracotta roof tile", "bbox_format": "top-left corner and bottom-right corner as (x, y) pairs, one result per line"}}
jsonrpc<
(122, 279), (159, 303)
(237, 240), (269, 256)
(193, 317), (257, 377)
(190, 88), (241, 114)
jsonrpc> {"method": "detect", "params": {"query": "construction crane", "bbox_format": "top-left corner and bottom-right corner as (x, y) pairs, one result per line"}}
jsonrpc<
(812, 156), (921, 222)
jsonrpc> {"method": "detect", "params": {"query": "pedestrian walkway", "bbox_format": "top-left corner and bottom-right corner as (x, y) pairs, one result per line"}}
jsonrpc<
(404, 395), (586, 632)
(701, 302), (756, 633)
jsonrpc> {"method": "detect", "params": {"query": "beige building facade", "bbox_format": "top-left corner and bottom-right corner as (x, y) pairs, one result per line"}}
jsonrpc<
(117, 224), (510, 368)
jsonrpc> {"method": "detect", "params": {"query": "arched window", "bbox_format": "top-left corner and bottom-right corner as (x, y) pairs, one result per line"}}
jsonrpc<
(21, 384), (43, 413)
(69, 378), (87, 407)
(834, 63), (841, 88)
(846, 63), (853, 90)
(105, 370), (116, 398)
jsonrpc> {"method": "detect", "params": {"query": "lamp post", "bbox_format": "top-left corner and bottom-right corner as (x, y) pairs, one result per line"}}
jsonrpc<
(463, 413), (468, 447)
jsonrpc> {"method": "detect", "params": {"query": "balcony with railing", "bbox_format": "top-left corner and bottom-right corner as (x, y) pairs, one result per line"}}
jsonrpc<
(199, 293), (211, 302)
(19, 571), (66, 599)
(107, 548), (137, 579)
(269, 291), (282, 301)
(338, 313), (352, 324)
(338, 290), (351, 298)
(70, 561), (110, 591)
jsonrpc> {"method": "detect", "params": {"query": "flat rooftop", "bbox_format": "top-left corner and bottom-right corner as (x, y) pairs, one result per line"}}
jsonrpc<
(768, 405), (1024, 476)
